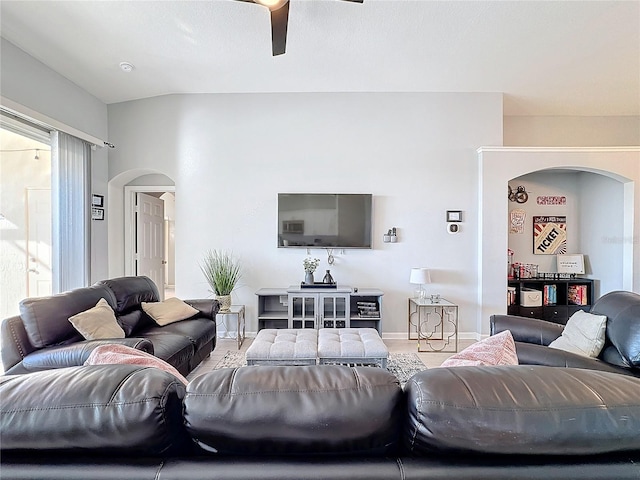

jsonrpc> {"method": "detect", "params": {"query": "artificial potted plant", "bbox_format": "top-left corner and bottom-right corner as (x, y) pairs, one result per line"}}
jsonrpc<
(200, 249), (241, 312)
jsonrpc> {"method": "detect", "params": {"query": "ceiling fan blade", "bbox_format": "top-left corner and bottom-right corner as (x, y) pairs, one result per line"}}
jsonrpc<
(270, 1), (289, 56)
(338, 0), (364, 3)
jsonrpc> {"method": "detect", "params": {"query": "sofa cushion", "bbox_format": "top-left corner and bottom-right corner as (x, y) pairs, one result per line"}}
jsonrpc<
(184, 365), (402, 455)
(548, 310), (607, 358)
(591, 291), (640, 367)
(68, 298), (125, 340)
(405, 365), (640, 455)
(440, 330), (517, 367)
(134, 329), (194, 375)
(0, 365), (190, 455)
(19, 285), (115, 348)
(153, 317), (217, 353)
(85, 344), (188, 385)
(97, 276), (160, 314)
(141, 298), (199, 326)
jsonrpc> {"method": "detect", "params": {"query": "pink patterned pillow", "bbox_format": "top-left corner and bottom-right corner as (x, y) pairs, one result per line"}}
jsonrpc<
(440, 330), (518, 367)
(84, 344), (189, 385)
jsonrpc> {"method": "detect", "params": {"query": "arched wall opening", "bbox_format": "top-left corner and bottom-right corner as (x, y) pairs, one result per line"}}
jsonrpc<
(478, 147), (639, 337)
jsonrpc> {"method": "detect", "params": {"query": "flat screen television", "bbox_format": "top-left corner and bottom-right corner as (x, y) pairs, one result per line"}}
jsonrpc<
(278, 193), (372, 249)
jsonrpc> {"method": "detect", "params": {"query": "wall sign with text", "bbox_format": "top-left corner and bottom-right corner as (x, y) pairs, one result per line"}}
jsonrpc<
(533, 216), (567, 255)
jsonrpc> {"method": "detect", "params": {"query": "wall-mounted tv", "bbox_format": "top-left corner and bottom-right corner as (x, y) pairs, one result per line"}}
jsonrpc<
(278, 193), (372, 249)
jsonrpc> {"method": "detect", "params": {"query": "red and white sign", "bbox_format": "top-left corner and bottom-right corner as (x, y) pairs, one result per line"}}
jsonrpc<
(537, 196), (566, 205)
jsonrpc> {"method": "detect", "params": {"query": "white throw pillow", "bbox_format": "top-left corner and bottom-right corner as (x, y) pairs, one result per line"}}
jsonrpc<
(548, 310), (607, 358)
(68, 298), (126, 340)
(141, 297), (199, 326)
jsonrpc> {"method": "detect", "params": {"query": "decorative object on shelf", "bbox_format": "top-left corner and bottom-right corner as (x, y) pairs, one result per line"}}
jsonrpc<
(322, 269), (335, 284)
(409, 268), (431, 300)
(200, 249), (241, 313)
(507, 248), (515, 279)
(557, 254), (585, 275)
(508, 185), (529, 203)
(383, 227), (398, 243)
(303, 257), (320, 285)
(430, 294), (440, 304)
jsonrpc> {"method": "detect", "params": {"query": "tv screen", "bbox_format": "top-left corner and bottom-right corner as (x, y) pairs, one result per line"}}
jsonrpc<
(278, 194), (372, 249)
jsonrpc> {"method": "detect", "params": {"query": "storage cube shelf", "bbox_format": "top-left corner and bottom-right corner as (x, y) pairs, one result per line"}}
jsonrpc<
(507, 278), (595, 324)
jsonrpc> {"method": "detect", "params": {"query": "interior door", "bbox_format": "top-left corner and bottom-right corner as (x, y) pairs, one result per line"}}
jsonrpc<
(26, 188), (52, 297)
(136, 192), (165, 299)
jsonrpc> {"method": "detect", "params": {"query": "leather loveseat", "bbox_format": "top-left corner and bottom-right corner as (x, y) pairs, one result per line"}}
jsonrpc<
(1, 276), (219, 376)
(491, 290), (640, 377)
(1, 362), (639, 479)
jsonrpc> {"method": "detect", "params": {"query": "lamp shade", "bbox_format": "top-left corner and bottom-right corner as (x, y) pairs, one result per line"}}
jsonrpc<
(409, 268), (431, 285)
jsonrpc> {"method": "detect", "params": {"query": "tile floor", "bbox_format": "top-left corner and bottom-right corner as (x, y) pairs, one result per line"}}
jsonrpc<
(191, 336), (476, 377)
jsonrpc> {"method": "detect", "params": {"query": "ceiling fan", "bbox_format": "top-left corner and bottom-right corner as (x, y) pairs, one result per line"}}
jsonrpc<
(236, 0), (363, 56)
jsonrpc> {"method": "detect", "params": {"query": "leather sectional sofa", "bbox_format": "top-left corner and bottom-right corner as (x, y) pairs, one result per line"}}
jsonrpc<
(1, 362), (639, 479)
(1, 276), (219, 376)
(491, 290), (640, 377)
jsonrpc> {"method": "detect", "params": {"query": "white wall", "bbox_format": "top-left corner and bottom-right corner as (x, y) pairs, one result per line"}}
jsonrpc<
(0, 39), (110, 283)
(504, 116), (640, 147)
(108, 92), (504, 338)
(578, 172), (625, 295)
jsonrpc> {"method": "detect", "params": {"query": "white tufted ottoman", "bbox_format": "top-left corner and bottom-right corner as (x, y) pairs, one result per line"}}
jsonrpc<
(317, 328), (388, 368)
(246, 329), (318, 366)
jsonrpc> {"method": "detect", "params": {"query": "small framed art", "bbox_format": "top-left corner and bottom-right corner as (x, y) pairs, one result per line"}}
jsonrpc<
(92, 207), (104, 221)
(92, 194), (104, 207)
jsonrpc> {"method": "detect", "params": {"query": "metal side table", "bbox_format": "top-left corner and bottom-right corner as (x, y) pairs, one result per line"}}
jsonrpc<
(408, 298), (458, 353)
(216, 305), (246, 350)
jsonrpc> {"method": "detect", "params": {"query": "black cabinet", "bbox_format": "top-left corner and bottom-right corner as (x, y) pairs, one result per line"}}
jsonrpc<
(507, 278), (594, 324)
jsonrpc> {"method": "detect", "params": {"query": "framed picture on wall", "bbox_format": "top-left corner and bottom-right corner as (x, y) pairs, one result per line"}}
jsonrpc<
(533, 216), (567, 255)
(91, 194), (104, 207)
(92, 207), (104, 221)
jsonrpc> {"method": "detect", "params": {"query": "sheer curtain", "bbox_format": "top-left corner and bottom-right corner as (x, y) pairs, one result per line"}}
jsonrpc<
(51, 131), (91, 292)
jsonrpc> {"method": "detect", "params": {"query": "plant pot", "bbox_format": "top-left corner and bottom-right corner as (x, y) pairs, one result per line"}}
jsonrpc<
(216, 294), (232, 313)
(304, 272), (314, 285)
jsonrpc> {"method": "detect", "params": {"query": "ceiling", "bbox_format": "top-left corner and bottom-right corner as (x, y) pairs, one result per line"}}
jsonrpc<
(1, 0), (638, 116)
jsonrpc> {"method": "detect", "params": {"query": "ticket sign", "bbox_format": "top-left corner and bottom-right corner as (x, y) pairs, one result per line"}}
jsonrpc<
(533, 216), (567, 255)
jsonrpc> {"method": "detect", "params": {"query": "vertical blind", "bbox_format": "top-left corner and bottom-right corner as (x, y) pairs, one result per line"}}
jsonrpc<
(51, 131), (91, 292)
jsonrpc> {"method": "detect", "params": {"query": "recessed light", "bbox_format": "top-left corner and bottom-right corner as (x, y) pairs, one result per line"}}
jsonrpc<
(119, 62), (134, 73)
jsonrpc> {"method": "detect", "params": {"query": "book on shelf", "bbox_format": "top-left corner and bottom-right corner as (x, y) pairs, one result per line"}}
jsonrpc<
(568, 285), (588, 306)
(543, 284), (557, 306)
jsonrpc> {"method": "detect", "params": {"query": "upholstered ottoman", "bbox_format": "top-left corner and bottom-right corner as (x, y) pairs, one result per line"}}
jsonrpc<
(246, 329), (318, 366)
(318, 328), (388, 368)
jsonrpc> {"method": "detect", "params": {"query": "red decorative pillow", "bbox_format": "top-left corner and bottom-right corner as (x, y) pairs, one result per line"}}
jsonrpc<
(440, 330), (518, 367)
(84, 344), (189, 385)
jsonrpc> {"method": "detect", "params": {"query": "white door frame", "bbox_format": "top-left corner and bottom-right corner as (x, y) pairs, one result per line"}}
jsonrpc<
(124, 185), (175, 277)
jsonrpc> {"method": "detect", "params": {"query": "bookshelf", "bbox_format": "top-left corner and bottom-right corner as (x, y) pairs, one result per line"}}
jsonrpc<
(507, 278), (595, 324)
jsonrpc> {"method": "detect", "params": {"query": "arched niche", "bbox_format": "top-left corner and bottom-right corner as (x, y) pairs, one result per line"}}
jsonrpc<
(477, 147), (639, 337)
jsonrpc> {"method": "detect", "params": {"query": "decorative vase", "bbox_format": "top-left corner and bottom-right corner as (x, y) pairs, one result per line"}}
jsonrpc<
(217, 294), (232, 313)
(304, 272), (314, 285)
(322, 269), (335, 284)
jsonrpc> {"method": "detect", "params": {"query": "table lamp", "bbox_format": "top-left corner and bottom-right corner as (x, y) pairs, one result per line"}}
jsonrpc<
(409, 268), (431, 300)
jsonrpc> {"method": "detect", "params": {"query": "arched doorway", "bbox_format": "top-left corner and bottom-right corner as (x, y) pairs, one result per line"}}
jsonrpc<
(477, 147), (639, 337)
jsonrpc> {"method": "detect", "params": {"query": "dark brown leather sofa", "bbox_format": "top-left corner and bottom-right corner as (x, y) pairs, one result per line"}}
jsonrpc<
(491, 290), (640, 377)
(1, 363), (639, 479)
(1, 276), (219, 376)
